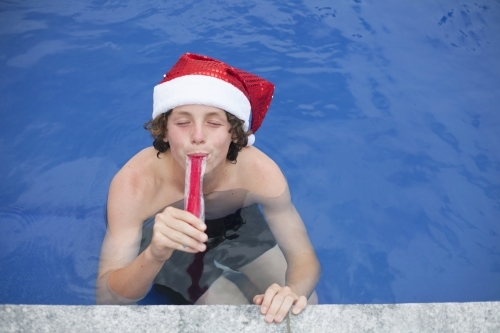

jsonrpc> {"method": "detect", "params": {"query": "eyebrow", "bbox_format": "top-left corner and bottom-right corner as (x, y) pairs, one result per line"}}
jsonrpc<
(205, 112), (226, 117)
(173, 110), (225, 117)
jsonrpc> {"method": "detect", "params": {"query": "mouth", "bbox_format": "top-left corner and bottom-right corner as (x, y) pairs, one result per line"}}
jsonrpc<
(187, 153), (208, 158)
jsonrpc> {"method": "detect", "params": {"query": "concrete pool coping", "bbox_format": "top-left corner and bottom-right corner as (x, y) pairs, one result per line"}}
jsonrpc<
(1, 302), (499, 332)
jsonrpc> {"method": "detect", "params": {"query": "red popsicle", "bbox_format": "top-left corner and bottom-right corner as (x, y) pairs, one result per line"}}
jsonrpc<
(185, 155), (206, 220)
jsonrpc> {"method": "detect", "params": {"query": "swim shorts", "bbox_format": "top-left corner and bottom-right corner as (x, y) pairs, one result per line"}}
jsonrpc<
(139, 203), (277, 304)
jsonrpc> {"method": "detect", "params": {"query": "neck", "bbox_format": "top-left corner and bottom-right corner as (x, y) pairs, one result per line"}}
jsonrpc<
(203, 159), (231, 194)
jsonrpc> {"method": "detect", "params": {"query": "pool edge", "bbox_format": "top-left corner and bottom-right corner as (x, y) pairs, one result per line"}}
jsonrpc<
(1, 302), (499, 332)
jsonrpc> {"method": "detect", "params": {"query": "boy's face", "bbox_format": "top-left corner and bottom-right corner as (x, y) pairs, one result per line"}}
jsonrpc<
(165, 104), (232, 174)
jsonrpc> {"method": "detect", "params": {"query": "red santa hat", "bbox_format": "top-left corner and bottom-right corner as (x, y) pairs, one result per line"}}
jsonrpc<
(153, 53), (274, 146)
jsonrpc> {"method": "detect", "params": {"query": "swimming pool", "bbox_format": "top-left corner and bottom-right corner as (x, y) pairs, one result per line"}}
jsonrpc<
(1, 0), (499, 305)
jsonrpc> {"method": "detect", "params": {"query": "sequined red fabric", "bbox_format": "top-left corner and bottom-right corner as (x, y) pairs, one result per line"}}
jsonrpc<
(160, 53), (274, 133)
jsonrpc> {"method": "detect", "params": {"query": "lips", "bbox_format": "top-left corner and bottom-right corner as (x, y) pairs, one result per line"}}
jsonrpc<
(187, 153), (208, 157)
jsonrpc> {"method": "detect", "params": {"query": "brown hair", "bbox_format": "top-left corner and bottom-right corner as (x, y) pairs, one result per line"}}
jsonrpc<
(144, 110), (251, 162)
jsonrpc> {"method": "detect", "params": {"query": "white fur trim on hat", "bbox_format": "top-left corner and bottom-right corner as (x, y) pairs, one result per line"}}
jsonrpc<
(247, 134), (255, 146)
(153, 75), (251, 131)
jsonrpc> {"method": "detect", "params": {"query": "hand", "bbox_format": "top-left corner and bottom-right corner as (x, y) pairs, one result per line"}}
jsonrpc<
(253, 283), (308, 323)
(149, 206), (208, 262)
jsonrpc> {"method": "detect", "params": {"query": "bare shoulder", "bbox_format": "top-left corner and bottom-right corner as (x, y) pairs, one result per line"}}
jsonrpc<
(236, 146), (288, 197)
(111, 147), (159, 194)
(107, 147), (167, 227)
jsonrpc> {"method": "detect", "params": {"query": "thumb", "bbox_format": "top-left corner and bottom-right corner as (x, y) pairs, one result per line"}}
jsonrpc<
(253, 294), (264, 305)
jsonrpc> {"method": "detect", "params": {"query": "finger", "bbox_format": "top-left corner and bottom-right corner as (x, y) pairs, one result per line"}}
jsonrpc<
(264, 287), (296, 323)
(273, 294), (296, 323)
(148, 229), (198, 261)
(260, 284), (280, 315)
(291, 296), (308, 315)
(169, 228), (206, 252)
(155, 212), (207, 245)
(155, 224), (206, 252)
(158, 219), (207, 245)
(163, 206), (206, 231)
(253, 294), (263, 305)
(153, 231), (199, 254)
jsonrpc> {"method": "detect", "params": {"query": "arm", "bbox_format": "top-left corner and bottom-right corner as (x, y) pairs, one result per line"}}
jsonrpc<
(96, 231), (165, 304)
(241, 149), (320, 322)
(253, 187), (320, 321)
(261, 190), (320, 299)
(96, 169), (207, 304)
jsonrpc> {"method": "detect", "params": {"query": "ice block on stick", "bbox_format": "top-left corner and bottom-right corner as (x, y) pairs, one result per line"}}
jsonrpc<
(184, 155), (206, 221)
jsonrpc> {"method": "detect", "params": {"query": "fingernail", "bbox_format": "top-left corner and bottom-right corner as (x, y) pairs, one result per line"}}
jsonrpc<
(275, 315), (283, 323)
(261, 306), (267, 314)
(265, 314), (273, 322)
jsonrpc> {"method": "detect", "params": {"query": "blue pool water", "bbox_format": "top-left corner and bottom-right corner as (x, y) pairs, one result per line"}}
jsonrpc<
(0, 0), (499, 305)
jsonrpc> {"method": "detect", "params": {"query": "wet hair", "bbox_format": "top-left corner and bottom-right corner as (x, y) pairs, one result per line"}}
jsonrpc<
(144, 110), (251, 163)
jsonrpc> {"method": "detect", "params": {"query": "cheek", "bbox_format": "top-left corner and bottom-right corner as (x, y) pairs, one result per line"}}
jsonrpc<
(165, 126), (183, 146)
(214, 133), (232, 152)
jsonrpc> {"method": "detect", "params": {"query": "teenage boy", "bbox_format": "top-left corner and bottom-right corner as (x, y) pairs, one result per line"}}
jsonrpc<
(97, 53), (320, 324)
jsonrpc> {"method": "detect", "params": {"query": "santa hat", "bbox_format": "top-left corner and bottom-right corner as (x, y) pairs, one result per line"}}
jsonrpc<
(153, 53), (274, 146)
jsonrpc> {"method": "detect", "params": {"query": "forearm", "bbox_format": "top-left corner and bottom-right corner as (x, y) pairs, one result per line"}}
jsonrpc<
(96, 246), (171, 304)
(285, 252), (321, 298)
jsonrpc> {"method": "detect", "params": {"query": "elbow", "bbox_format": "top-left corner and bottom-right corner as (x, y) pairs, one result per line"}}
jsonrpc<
(95, 271), (147, 305)
(316, 258), (322, 282)
(95, 273), (114, 305)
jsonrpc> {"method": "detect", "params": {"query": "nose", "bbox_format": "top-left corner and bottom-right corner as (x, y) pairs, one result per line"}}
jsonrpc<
(191, 123), (206, 145)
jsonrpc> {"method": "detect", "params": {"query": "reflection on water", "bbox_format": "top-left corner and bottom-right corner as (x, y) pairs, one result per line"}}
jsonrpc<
(1, 0), (499, 304)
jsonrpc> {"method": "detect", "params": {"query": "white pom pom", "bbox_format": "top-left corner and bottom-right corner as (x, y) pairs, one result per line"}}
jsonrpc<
(246, 134), (255, 146)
